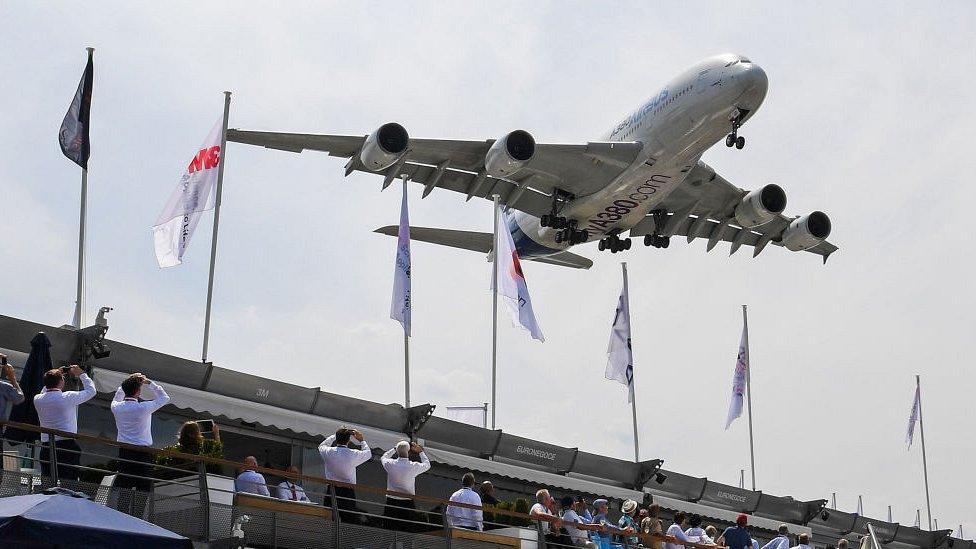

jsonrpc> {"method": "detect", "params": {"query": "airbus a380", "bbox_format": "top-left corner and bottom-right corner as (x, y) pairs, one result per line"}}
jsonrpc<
(229, 53), (835, 269)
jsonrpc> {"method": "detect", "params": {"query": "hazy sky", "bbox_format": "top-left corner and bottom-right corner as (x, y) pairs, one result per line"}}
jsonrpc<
(1, 1), (973, 537)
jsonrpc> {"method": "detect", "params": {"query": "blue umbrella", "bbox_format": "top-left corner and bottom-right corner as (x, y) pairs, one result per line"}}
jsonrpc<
(0, 488), (191, 548)
(5, 332), (52, 444)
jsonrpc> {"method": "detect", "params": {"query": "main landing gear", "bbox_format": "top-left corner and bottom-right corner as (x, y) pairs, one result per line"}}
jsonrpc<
(644, 234), (670, 248)
(725, 108), (746, 150)
(598, 234), (631, 254)
(547, 217), (588, 245)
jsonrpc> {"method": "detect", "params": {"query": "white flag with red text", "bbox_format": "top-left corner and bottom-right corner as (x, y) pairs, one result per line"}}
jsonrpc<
(725, 320), (749, 429)
(906, 385), (921, 447)
(492, 209), (544, 342)
(152, 119), (223, 268)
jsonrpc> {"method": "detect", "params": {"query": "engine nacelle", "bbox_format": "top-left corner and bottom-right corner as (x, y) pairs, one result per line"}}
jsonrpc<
(734, 184), (787, 228)
(781, 211), (832, 251)
(360, 122), (409, 171)
(485, 130), (535, 178)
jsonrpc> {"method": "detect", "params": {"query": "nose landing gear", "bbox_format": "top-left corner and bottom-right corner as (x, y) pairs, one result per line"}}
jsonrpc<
(725, 108), (746, 150)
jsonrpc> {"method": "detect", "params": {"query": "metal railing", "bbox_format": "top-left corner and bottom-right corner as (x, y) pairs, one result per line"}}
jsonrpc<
(1, 419), (723, 549)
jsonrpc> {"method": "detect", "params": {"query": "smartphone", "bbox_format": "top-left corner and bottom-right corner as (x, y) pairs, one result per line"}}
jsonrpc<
(0, 356), (7, 365)
(197, 419), (215, 436)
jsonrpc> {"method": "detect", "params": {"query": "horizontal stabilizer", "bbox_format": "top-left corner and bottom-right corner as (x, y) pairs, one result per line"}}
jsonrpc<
(374, 226), (592, 269)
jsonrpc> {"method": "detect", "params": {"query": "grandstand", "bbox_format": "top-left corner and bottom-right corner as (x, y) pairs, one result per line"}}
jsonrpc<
(0, 314), (969, 549)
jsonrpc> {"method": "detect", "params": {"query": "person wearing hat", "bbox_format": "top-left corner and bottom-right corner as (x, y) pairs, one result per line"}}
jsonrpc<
(760, 525), (792, 549)
(619, 499), (640, 547)
(666, 511), (692, 549)
(717, 514), (753, 549)
(561, 494), (598, 548)
(590, 499), (615, 548)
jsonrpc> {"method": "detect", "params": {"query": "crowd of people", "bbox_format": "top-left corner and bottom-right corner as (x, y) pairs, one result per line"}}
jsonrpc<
(0, 359), (850, 549)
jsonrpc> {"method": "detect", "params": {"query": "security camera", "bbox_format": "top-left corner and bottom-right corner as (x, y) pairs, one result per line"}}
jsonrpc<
(95, 307), (112, 327)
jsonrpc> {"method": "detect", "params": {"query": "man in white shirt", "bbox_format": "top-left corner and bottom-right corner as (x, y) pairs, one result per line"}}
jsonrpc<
(560, 494), (598, 548)
(445, 472), (483, 531)
(761, 525), (792, 549)
(318, 427), (371, 522)
(277, 465), (310, 502)
(666, 511), (692, 549)
(235, 456), (271, 496)
(381, 440), (430, 531)
(111, 373), (170, 491)
(33, 365), (95, 481)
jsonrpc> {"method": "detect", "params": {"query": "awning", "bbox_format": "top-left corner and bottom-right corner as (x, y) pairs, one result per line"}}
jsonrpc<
(92, 368), (406, 451)
(423, 446), (644, 502)
(648, 493), (812, 535)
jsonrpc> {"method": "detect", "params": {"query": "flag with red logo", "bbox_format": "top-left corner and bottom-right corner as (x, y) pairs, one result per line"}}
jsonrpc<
(492, 209), (544, 342)
(152, 119), (223, 268)
(725, 320), (749, 429)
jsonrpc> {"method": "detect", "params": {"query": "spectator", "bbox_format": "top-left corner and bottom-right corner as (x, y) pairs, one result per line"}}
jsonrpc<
(665, 511), (692, 549)
(643, 504), (665, 549)
(479, 481), (500, 505)
(318, 427), (371, 522)
(618, 499), (640, 547)
(561, 494), (598, 548)
(717, 514), (753, 549)
(445, 472), (483, 531)
(277, 465), (310, 502)
(381, 440), (430, 530)
(156, 420), (224, 465)
(235, 456), (270, 496)
(705, 526), (719, 542)
(837, 540), (849, 549)
(531, 489), (567, 544)
(792, 534), (813, 549)
(576, 495), (594, 523)
(761, 525), (792, 549)
(0, 354), (25, 426)
(686, 514), (714, 544)
(111, 374), (170, 490)
(33, 365), (95, 481)
(591, 499), (615, 548)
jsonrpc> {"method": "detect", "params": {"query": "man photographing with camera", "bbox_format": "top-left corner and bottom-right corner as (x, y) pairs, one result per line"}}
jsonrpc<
(111, 372), (170, 503)
(33, 364), (96, 481)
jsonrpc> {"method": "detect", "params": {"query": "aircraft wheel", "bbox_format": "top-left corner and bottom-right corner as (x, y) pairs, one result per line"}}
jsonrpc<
(598, 239), (606, 251)
(624, 238), (632, 250)
(554, 232), (563, 244)
(735, 136), (745, 149)
(662, 237), (670, 248)
(541, 215), (550, 228)
(726, 134), (735, 147)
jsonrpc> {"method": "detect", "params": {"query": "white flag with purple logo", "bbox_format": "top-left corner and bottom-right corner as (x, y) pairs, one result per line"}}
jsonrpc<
(492, 209), (544, 342)
(906, 385), (921, 447)
(390, 180), (411, 335)
(152, 119), (223, 268)
(606, 277), (634, 403)
(725, 320), (749, 429)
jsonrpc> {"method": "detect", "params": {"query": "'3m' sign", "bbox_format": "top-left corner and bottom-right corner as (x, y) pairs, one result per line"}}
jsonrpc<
(187, 146), (221, 173)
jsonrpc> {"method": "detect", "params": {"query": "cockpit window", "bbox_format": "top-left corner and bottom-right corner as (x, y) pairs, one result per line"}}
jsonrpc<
(724, 60), (738, 67)
(739, 56), (751, 63)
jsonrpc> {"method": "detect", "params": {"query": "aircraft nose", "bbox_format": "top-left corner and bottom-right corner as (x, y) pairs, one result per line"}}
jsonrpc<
(735, 63), (768, 107)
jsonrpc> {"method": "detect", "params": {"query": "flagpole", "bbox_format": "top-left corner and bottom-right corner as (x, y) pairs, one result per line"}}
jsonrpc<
(621, 262), (640, 462)
(917, 374), (933, 530)
(201, 91), (232, 364)
(71, 46), (95, 329)
(404, 332), (410, 407)
(743, 304), (756, 490)
(491, 194), (500, 430)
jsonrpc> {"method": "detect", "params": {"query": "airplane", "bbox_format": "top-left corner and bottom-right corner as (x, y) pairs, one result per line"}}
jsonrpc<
(228, 53), (835, 270)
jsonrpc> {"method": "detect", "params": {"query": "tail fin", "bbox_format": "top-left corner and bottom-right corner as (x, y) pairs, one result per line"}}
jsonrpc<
(374, 226), (592, 269)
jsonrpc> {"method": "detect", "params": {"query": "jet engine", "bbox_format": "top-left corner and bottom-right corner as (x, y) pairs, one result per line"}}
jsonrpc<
(734, 184), (787, 228)
(360, 122), (409, 171)
(485, 130), (535, 178)
(780, 211), (832, 251)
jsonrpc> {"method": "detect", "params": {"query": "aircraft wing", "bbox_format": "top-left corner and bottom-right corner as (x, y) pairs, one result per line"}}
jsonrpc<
(227, 130), (644, 217)
(374, 226), (593, 269)
(629, 161), (838, 262)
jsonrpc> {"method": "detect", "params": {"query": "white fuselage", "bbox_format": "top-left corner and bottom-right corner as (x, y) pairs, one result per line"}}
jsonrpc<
(510, 54), (769, 258)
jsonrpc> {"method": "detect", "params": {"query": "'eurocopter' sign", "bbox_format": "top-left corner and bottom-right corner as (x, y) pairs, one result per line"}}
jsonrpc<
(496, 434), (575, 470)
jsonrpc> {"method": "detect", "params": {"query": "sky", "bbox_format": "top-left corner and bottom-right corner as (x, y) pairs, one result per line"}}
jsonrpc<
(1, 1), (974, 537)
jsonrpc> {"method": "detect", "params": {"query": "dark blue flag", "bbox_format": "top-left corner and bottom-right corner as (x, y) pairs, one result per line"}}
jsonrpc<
(59, 49), (93, 170)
